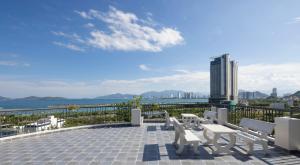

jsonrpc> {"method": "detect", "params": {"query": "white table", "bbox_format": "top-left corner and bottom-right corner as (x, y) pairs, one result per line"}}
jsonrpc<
(202, 124), (237, 154)
(181, 113), (199, 128)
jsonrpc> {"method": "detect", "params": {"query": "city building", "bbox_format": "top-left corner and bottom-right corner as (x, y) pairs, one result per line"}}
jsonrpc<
(209, 54), (238, 104)
(270, 103), (285, 110)
(181, 92), (202, 99)
(239, 91), (268, 100)
(238, 99), (249, 106)
(271, 88), (278, 98)
(240, 91), (255, 100)
(178, 92), (181, 99)
(183, 92), (192, 99)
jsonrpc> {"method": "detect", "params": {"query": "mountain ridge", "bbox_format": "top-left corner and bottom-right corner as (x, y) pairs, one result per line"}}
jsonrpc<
(95, 93), (136, 99)
(238, 90), (269, 99)
(0, 90), (206, 101)
(284, 91), (300, 99)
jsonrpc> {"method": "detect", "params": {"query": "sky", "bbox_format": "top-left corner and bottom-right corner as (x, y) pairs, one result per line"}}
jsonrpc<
(0, 0), (300, 98)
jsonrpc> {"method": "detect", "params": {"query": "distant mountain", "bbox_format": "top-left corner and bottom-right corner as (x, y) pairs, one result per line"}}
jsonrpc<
(254, 91), (269, 98)
(14, 96), (66, 101)
(0, 96), (10, 102)
(284, 91), (300, 99)
(95, 93), (136, 99)
(0, 96), (67, 102)
(291, 91), (300, 97)
(239, 90), (269, 99)
(0, 90), (206, 101)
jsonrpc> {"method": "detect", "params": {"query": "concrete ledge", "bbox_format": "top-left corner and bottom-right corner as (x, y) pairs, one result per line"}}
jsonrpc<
(0, 122), (131, 142)
(143, 118), (185, 123)
(143, 119), (165, 123)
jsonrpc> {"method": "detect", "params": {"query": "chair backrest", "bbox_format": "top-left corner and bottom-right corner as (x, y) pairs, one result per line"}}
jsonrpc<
(204, 110), (217, 121)
(172, 118), (185, 135)
(239, 118), (275, 135)
(211, 106), (217, 112)
(164, 110), (169, 119)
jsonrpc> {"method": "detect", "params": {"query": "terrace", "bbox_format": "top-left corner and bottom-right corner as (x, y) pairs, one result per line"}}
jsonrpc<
(1, 103), (300, 164)
(1, 123), (300, 165)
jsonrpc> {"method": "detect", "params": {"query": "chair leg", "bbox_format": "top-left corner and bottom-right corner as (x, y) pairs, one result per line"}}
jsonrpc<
(174, 131), (179, 145)
(176, 143), (185, 154)
(247, 142), (254, 154)
(262, 141), (269, 155)
(176, 138), (185, 154)
(192, 142), (199, 154)
(165, 120), (170, 129)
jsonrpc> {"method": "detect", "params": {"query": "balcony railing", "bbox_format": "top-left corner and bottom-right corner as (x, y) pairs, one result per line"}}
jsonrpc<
(0, 104), (131, 138)
(222, 105), (300, 125)
(141, 103), (211, 120)
(1, 102), (300, 138)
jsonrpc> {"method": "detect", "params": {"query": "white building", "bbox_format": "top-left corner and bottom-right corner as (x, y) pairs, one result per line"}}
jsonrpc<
(270, 103), (285, 110)
(24, 116), (65, 133)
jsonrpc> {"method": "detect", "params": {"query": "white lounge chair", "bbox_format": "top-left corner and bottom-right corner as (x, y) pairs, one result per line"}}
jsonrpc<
(194, 110), (217, 127)
(235, 118), (275, 154)
(164, 111), (175, 129)
(173, 118), (201, 154)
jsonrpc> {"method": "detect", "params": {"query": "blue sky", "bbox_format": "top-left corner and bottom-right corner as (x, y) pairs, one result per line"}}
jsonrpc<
(0, 0), (300, 98)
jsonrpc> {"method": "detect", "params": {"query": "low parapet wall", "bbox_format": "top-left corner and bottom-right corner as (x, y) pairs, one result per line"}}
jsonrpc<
(0, 122), (131, 142)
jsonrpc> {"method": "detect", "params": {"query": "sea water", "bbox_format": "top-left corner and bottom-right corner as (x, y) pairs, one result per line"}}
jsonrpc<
(0, 98), (208, 109)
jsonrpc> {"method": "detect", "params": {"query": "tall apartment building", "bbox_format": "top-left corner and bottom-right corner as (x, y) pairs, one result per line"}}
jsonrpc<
(209, 54), (238, 104)
(271, 88), (277, 98)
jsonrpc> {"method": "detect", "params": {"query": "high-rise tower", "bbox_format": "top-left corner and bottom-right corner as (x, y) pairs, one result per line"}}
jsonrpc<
(209, 54), (238, 104)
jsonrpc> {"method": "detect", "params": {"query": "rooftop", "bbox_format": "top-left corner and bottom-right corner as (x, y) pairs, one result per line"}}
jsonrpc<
(1, 123), (299, 165)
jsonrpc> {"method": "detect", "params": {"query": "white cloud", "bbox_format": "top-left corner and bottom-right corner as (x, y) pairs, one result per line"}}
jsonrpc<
(22, 63), (31, 67)
(239, 63), (300, 95)
(52, 31), (84, 43)
(1, 63), (300, 97)
(53, 41), (85, 52)
(146, 12), (153, 17)
(74, 10), (93, 19)
(287, 17), (300, 24)
(0, 53), (18, 58)
(84, 23), (95, 28)
(0, 61), (18, 66)
(139, 64), (151, 71)
(0, 53), (30, 67)
(0, 61), (30, 67)
(0, 71), (209, 98)
(173, 69), (191, 74)
(295, 17), (300, 22)
(72, 6), (184, 52)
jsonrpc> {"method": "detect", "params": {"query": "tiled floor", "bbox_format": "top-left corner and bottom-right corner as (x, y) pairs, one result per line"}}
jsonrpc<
(0, 123), (299, 165)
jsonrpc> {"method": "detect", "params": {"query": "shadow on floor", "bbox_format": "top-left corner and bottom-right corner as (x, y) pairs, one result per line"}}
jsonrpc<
(147, 125), (157, 131)
(143, 144), (160, 161)
(192, 127), (203, 131)
(217, 133), (300, 164)
(229, 147), (253, 162)
(165, 143), (214, 160)
(87, 123), (131, 129)
(160, 125), (174, 131)
(253, 147), (300, 165)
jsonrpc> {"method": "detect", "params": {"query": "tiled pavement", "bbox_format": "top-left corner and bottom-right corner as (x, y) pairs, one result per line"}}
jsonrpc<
(0, 123), (300, 165)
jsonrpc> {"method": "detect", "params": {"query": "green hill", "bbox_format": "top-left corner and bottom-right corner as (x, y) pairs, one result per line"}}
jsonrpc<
(291, 91), (300, 97)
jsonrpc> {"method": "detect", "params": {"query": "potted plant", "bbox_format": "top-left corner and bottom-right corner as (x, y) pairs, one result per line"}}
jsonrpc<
(131, 96), (142, 109)
(67, 105), (80, 111)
